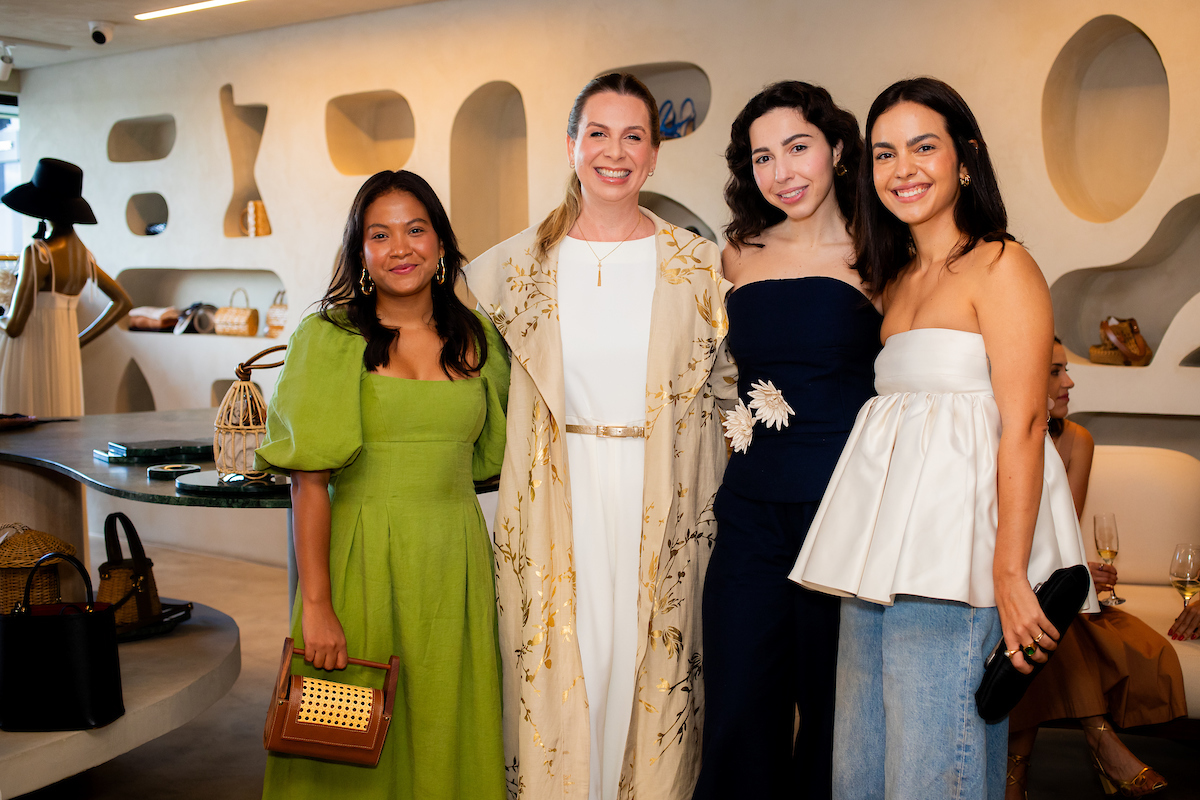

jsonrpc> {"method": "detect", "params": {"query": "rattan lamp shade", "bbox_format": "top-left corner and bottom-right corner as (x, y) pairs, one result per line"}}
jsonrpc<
(213, 344), (286, 482)
(0, 523), (77, 614)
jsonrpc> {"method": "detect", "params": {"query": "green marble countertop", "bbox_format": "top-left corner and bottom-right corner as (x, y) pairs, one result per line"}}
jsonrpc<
(0, 408), (290, 508)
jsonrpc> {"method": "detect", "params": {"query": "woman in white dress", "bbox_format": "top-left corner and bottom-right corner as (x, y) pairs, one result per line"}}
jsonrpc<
(1, 158), (131, 416)
(789, 78), (1097, 799)
(466, 74), (730, 800)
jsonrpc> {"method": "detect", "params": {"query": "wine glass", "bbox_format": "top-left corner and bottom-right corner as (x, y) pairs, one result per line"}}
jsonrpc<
(1093, 513), (1125, 606)
(1169, 544), (1200, 613)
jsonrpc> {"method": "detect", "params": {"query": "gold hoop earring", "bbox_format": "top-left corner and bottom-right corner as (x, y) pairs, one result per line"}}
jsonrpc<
(360, 269), (374, 295)
(960, 174), (971, 187)
(436, 257), (447, 285)
(834, 162), (847, 177)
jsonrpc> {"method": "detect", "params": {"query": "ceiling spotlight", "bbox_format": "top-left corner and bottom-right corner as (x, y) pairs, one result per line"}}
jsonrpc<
(89, 21), (115, 45)
(0, 46), (13, 82)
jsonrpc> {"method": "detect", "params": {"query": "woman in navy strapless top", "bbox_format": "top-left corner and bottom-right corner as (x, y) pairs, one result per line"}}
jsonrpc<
(693, 83), (881, 800)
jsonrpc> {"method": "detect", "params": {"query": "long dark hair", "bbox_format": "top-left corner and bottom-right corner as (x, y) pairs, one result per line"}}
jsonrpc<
(724, 81), (862, 250)
(1049, 335), (1065, 437)
(534, 72), (661, 260)
(856, 77), (1014, 293)
(320, 170), (485, 377)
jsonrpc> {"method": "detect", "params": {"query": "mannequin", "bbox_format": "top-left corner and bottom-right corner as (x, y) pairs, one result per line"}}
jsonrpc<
(0, 158), (131, 416)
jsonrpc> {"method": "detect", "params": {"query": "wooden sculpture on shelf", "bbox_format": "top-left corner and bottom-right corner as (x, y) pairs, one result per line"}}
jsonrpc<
(0, 158), (132, 417)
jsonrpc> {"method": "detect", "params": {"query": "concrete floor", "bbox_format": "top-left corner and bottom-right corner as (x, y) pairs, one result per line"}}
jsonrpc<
(18, 544), (1200, 799)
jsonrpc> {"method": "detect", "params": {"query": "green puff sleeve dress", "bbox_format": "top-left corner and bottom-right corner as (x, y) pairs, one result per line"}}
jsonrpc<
(256, 309), (508, 800)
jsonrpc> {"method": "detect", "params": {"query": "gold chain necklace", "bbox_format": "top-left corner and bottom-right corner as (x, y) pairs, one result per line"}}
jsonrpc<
(577, 215), (642, 286)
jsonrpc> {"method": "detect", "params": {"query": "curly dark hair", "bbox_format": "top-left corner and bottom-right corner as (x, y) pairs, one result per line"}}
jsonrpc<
(724, 81), (862, 250)
(855, 77), (1014, 294)
(320, 170), (485, 378)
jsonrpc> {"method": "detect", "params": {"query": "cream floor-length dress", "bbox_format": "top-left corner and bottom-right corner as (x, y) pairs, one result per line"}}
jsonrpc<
(0, 242), (85, 417)
(557, 235), (656, 800)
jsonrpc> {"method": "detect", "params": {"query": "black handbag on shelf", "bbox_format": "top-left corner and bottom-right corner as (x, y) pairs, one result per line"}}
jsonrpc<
(0, 552), (125, 731)
(975, 564), (1092, 724)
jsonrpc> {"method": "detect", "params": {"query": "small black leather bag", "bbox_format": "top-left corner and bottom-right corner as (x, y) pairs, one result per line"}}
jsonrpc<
(0, 552), (125, 731)
(975, 564), (1092, 724)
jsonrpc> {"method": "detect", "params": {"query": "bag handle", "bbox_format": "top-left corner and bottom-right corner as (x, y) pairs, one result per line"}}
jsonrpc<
(0, 521), (30, 544)
(229, 287), (250, 308)
(1101, 319), (1147, 363)
(104, 511), (148, 564)
(276, 637), (401, 719)
(19, 551), (93, 613)
(235, 344), (287, 381)
(272, 290), (286, 305)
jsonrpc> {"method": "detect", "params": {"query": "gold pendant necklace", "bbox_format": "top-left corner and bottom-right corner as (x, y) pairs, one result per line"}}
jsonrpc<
(578, 216), (642, 286)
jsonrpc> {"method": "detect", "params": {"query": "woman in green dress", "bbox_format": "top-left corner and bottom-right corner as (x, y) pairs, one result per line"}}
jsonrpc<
(256, 170), (509, 800)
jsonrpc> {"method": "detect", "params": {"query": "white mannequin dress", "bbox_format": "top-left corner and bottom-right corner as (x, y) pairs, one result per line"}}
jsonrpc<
(557, 234), (656, 800)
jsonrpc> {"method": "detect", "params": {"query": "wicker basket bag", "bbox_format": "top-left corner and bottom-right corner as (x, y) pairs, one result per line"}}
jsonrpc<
(0, 523), (77, 614)
(215, 288), (259, 337)
(214, 344), (287, 483)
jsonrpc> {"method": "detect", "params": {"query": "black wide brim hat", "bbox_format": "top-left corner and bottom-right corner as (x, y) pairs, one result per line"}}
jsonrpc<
(2, 157), (97, 224)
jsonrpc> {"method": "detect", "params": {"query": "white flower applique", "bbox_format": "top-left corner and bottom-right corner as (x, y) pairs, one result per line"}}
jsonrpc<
(722, 399), (756, 454)
(747, 379), (795, 430)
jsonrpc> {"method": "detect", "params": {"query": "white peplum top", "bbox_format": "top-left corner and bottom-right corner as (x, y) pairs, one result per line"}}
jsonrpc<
(789, 327), (1100, 612)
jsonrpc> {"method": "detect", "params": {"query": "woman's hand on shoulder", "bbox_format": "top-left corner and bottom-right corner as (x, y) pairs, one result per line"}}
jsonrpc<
(1169, 597), (1200, 641)
(994, 571), (1059, 674)
(301, 601), (348, 670)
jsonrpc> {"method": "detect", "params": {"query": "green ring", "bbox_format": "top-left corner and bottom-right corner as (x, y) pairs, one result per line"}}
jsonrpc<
(1022, 644), (1038, 658)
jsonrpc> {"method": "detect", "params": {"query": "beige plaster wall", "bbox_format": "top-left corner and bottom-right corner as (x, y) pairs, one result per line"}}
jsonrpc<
(14, 0), (1200, 427)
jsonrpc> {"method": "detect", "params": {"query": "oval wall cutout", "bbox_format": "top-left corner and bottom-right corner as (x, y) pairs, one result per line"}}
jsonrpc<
(1043, 16), (1168, 222)
(326, 90), (415, 176)
(108, 115), (176, 162)
(451, 82), (528, 260)
(640, 192), (716, 241)
(126, 192), (168, 236)
(602, 63), (711, 141)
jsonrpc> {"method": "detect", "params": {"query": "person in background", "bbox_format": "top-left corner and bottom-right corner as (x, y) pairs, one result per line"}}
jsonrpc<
(693, 81), (880, 800)
(789, 77), (1098, 799)
(256, 169), (508, 800)
(1005, 337), (1184, 799)
(465, 72), (730, 800)
(0, 158), (131, 416)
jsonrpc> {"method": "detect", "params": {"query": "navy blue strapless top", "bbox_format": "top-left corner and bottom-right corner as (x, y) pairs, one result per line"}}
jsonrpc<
(722, 277), (882, 502)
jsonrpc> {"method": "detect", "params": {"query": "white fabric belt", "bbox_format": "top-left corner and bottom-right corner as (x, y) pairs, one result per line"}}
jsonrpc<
(565, 424), (646, 439)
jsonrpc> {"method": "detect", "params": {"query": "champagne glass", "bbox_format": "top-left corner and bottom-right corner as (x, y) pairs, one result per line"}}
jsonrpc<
(1093, 512), (1124, 606)
(1169, 544), (1200, 613)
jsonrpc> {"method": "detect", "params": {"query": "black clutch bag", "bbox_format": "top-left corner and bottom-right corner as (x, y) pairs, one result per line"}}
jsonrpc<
(0, 552), (125, 731)
(975, 564), (1092, 724)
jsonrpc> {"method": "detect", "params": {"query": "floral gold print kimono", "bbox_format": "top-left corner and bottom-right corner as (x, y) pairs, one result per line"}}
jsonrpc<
(465, 211), (733, 800)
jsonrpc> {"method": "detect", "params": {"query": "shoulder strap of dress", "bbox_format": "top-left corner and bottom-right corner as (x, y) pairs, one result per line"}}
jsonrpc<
(30, 239), (53, 293)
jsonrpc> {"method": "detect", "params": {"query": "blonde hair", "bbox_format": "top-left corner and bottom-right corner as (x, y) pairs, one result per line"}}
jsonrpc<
(534, 73), (661, 260)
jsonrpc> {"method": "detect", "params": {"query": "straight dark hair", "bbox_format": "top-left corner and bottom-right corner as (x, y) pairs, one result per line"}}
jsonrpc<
(725, 81), (862, 250)
(1049, 335), (1065, 438)
(320, 170), (485, 378)
(856, 77), (1014, 294)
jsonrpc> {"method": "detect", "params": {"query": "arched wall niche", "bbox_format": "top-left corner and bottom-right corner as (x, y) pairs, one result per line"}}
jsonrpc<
(219, 84), (271, 237)
(1051, 194), (1200, 362)
(126, 192), (168, 236)
(326, 90), (415, 176)
(601, 62), (710, 140)
(639, 192), (715, 242)
(1042, 15), (1168, 223)
(451, 81), (528, 261)
(108, 114), (176, 162)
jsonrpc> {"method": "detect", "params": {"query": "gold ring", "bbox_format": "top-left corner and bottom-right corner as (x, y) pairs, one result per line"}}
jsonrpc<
(1033, 632), (1045, 644)
(1004, 648), (1018, 659)
(1022, 644), (1038, 658)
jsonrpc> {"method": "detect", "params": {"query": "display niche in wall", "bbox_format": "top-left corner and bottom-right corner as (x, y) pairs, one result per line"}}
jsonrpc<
(604, 62), (711, 141)
(326, 90), (415, 176)
(108, 114), (176, 162)
(1051, 194), (1200, 363)
(451, 81), (528, 261)
(219, 84), (271, 237)
(1043, 15), (1168, 223)
(640, 192), (716, 242)
(126, 193), (168, 236)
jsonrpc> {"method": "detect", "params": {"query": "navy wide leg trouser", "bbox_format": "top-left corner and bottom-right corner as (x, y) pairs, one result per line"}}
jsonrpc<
(693, 485), (841, 800)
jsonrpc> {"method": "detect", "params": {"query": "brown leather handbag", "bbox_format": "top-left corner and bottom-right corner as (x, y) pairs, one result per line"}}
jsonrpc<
(264, 637), (400, 766)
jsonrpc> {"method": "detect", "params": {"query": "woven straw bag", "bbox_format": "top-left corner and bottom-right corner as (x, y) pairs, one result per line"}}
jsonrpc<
(0, 523), (77, 614)
(266, 291), (287, 338)
(96, 513), (162, 628)
(215, 288), (259, 337)
(1088, 316), (1152, 366)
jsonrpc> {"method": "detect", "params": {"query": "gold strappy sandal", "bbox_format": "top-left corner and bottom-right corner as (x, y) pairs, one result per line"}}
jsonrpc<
(1082, 720), (1167, 796)
(1006, 752), (1030, 800)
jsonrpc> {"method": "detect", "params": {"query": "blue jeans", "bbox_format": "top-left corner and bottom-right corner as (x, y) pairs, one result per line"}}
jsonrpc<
(834, 596), (1007, 800)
